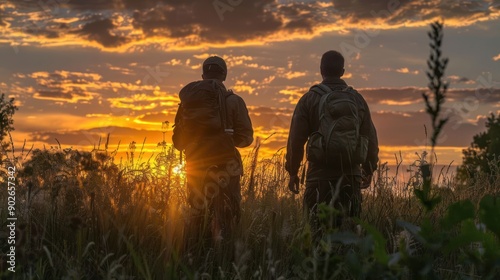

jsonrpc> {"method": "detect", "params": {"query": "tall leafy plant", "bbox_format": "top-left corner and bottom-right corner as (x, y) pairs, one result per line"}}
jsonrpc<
(415, 21), (450, 212)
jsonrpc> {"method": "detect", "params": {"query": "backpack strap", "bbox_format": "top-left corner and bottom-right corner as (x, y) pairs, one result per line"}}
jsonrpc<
(215, 81), (233, 132)
(310, 84), (328, 96)
(316, 85), (333, 121)
(311, 83), (355, 120)
(224, 89), (235, 134)
(311, 83), (353, 94)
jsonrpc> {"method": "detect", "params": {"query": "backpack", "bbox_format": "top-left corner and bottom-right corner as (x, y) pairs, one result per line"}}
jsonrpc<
(306, 84), (368, 169)
(174, 79), (236, 163)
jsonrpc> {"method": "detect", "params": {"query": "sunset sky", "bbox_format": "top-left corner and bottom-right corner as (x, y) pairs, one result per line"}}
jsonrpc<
(1, 0), (499, 169)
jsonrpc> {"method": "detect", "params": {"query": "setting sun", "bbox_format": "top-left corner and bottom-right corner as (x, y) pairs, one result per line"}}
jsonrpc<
(172, 163), (185, 178)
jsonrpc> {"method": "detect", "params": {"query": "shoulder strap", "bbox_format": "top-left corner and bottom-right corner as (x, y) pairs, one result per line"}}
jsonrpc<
(310, 84), (328, 96)
(223, 90), (235, 133)
(317, 83), (333, 94)
(312, 83), (354, 120)
(215, 81), (233, 131)
(315, 84), (333, 121)
(311, 83), (351, 95)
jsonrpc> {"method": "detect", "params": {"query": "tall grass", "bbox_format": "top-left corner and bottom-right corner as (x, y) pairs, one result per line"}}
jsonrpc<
(1, 135), (498, 279)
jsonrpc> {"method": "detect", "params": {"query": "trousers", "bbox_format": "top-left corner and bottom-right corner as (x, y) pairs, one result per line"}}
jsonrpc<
(303, 175), (362, 235)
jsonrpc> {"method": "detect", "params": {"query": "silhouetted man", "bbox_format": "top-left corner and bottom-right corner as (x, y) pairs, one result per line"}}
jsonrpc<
(173, 56), (253, 245)
(285, 50), (378, 235)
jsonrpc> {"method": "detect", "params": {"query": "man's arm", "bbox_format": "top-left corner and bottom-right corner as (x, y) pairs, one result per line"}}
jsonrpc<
(231, 95), (253, 148)
(285, 96), (310, 176)
(172, 104), (184, 151)
(360, 99), (379, 175)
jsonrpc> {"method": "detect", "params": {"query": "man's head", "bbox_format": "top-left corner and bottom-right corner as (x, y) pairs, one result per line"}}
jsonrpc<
(320, 50), (345, 78)
(202, 56), (227, 81)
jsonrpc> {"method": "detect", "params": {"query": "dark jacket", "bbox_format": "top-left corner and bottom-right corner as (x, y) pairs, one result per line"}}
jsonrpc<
(172, 79), (253, 151)
(285, 77), (378, 181)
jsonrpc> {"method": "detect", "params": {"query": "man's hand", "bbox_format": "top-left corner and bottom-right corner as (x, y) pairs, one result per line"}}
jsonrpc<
(361, 174), (372, 189)
(288, 174), (300, 194)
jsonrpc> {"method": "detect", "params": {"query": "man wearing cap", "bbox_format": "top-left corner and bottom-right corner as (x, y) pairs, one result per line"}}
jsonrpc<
(285, 50), (379, 237)
(173, 56), (253, 245)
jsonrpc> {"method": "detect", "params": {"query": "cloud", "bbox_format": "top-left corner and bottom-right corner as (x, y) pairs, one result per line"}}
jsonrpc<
(136, 112), (177, 125)
(131, 0), (282, 44)
(74, 18), (128, 48)
(278, 86), (500, 107)
(359, 87), (425, 107)
(107, 93), (179, 111)
(447, 75), (475, 85)
(277, 86), (309, 104)
(34, 88), (93, 103)
(282, 71), (307, 80)
(246, 106), (294, 154)
(2, 0), (499, 51)
(55, 0), (116, 11)
(396, 67), (419, 75)
(381, 67), (419, 75)
(29, 126), (168, 151)
(376, 0), (498, 26)
(106, 64), (135, 75)
(0, 6), (5, 26)
(12, 69), (183, 111)
(232, 84), (256, 95)
(359, 87), (500, 106)
(371, 110), (489, 147)
(248, 106), (293, 130)
(331, 0), (411, 21)
(15, 113), (103, 133)
(440, 87), (500, 104)
(28, 70), (102, 103)
(278, 2), (321, 32)
(230, 73), (279, 96)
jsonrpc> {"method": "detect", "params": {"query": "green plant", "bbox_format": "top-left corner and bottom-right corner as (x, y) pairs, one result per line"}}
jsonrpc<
(0, 93), (18, 175)
(394, 21), (500, 279)
(458, 113), (500, 183)
(0, 93), (17, 145)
